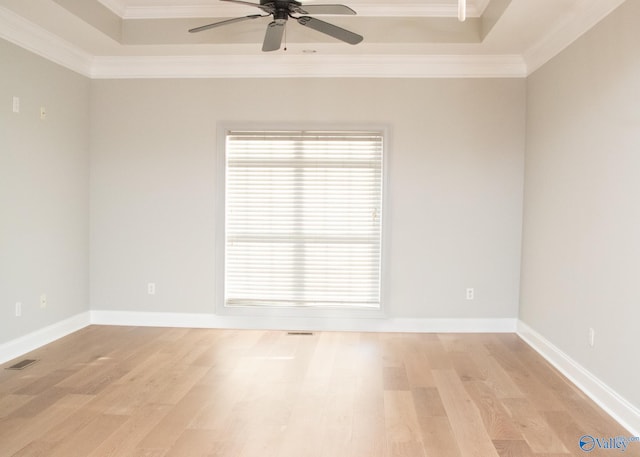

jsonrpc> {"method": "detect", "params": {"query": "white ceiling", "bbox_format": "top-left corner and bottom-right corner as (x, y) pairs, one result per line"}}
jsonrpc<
(0, 0), (627, 78)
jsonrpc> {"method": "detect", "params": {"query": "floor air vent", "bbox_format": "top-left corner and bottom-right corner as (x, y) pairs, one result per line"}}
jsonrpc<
(287, 332), (314, 336)
(6, 359), (39, 370)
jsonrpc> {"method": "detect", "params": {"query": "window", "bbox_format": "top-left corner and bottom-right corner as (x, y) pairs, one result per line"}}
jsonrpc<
(222, 129), (384, 309)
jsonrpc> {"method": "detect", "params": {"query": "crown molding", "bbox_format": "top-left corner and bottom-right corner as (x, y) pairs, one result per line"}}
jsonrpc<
(97, 1), (484, 19)
(90, 54), (526, 79)
(523, 0), (626, 75)
(0, 6), (93, 76)
(474, 0), (490, 15)
(97, 0), (127, 18)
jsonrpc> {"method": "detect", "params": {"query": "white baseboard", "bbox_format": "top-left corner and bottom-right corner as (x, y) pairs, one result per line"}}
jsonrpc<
(0, 312), (516, 366)
(517, 320), (640, 437)
(2, 312), (635, 436)
(0, 312), (91, 365)
(90, 310), (517, 334)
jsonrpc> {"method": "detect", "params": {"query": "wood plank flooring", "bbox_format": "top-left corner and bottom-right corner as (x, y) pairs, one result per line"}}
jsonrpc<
(0, 326), (634, 457)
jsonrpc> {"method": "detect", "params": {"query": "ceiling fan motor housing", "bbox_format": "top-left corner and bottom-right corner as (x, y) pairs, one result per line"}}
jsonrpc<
(274, 9), (289, 21)
(260, 0), (303, 7)
(190, 0), (363, 51)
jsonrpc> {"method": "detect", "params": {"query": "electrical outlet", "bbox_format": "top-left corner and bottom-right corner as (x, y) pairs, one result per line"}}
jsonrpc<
(40, 294), (47, 308)
(12, 96), (20, 113)
(466, 288), (474, 300)
(147, 283), (156, 295)
(588, 328), (595, 347)
(40, 107), (47, 120)
(15, 302), (22, 317)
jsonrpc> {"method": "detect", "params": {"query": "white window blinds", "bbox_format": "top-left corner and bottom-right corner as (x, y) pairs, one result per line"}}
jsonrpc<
(224, 129), (384, 309)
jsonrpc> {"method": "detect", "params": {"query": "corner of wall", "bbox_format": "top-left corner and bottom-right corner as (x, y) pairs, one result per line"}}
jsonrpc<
(517, 320), (639, 436)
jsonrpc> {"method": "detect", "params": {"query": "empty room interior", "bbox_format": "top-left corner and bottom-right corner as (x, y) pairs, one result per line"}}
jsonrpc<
(1, 0), (639, 455)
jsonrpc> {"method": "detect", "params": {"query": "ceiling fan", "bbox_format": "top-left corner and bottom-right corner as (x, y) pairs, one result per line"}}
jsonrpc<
(189, 0), (363, 52)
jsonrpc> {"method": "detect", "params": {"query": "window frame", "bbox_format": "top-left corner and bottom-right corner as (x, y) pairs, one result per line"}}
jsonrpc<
(215, 123), (390, 319)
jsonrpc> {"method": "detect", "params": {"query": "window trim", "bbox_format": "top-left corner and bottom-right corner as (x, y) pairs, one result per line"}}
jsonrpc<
(215, 123), (390, 319)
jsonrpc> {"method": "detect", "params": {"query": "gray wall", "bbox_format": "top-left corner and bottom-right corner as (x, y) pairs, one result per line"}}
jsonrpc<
(89, 78), (526, 319)
(521, 0), (640, 408)
(2, 0), (637, 421)
(0, 40), (90, 344)
(3, 0), (639, 425)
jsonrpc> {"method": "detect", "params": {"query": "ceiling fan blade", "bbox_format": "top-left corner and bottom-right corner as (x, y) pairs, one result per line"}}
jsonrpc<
(262, 20), (285, 51)
(220, 0), (274, 14)
(189, 14), (263, 33)
(293, 4), (356, 15)
(297, 16), (363, 45)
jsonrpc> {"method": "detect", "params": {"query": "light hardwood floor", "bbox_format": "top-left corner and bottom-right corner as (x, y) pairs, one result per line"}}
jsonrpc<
(0, 326), (634, 457)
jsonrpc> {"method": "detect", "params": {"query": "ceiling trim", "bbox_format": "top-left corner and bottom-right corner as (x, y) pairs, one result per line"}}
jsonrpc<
(90, 54), (527, 79)
(98, 0), (127, 17)
(97, 1), (485, 19)
(0, 6), (93, 76)
(523, 0), (626, 74)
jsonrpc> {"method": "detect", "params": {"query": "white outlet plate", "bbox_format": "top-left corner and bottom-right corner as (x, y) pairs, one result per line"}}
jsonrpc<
(466, 288), (474, 300)
(147, 283), (156, 295)
(588, 328), (595, 347)
(12, 96), (20, 113)
(40, 107), (47, 120)
(40, 294), (47, 308)
(15, 302), (22, 317)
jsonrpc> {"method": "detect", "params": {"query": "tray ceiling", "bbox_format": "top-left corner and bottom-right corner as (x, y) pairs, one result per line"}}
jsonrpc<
(0, 0), (627, 78)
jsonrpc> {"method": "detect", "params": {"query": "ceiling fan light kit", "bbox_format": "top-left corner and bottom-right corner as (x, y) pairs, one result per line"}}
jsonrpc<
(189, 0), (364, 52)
